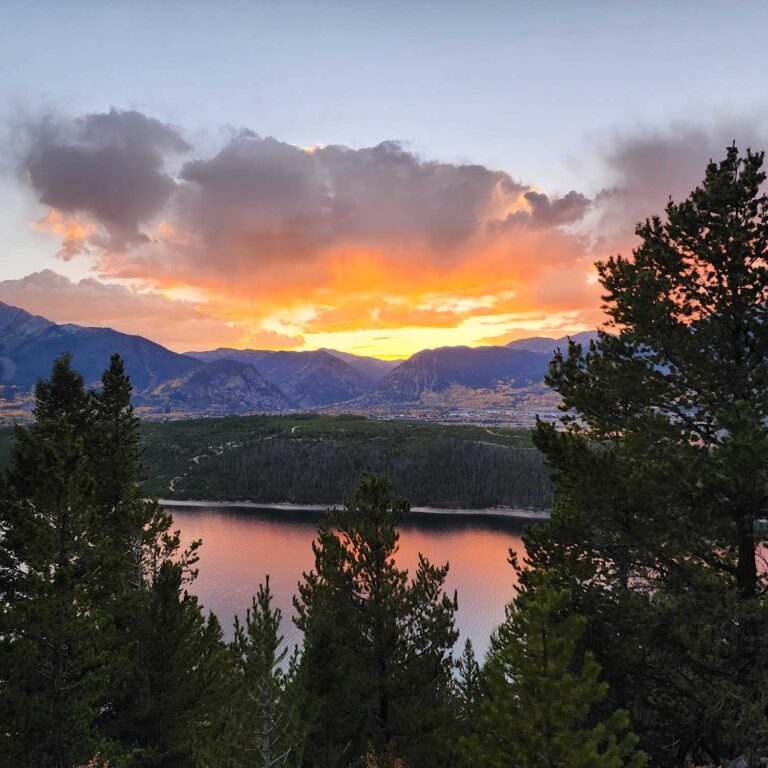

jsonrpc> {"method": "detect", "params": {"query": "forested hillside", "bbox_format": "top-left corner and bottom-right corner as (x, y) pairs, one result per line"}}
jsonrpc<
(164, 432), (549, 507)
(141, 415), (552, 508)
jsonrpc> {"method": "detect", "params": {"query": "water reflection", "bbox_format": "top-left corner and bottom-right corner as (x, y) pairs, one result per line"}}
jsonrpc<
(170, 506), (532, 660)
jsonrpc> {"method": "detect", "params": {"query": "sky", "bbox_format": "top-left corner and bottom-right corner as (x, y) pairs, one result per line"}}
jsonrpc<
(1, 1), (768, 357)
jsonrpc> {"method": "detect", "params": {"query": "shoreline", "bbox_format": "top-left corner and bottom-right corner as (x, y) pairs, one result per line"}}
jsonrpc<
(158, 498), (551, 521)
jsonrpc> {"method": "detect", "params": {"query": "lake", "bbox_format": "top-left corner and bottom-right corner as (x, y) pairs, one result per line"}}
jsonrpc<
(169, 505), (533, 660)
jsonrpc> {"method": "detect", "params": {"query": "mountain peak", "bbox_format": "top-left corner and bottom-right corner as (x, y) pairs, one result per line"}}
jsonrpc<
(366, 344), (551, 403)
(181, 347), (373, 407)
(505, 331), (599, 355)
(148, 358), (291, 413)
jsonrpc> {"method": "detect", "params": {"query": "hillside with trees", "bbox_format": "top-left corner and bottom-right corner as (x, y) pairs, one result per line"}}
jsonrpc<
(141, 415), (552, 508)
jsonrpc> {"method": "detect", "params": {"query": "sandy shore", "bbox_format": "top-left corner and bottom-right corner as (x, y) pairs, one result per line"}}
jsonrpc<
(158, 498), (551, 521)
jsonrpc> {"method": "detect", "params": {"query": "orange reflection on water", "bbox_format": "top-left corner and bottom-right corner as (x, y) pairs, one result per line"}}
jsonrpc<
(172, 507), (528, 659)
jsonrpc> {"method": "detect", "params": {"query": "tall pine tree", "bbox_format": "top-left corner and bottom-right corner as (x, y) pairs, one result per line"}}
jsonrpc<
(230, 577), (305, 767)
(529, 146), (768, 765)
(464, 573), (645, 768)
(295, 473), (458, 768)
(0, 353), (104, 767)
(87, 356), (230, 767)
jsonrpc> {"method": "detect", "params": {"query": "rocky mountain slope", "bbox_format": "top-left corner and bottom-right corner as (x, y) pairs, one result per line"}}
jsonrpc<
(362, 346), (552, 403)
(0, 302), (198, 391)
(319, 348), (400, 381)
(144, 358), (291, 413)
(186, 348), (373, 406)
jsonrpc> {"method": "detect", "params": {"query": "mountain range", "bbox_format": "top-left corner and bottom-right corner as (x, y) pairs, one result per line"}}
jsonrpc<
(185, 348), (387, 406)
(0, 300), (597, 422)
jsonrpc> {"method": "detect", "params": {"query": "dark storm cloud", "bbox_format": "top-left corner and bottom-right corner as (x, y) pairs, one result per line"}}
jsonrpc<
(19, 108), (593, 282)
(523, 190), (590, 227)
(176, 134), (332, 264)
(315, 140), (527, 244)
(24, 109), (189, 251)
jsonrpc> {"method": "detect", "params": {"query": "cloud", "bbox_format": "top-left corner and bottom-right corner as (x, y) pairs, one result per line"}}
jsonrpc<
(476, 312), (600, 346)
(11, 109), (601, 355)
(522, 190), (591, 228)
(303, 300), (463, 333)
(496, 190), (591, 230)
(0, 270), (303, 352)
(23, 109), (189, 253)
(593, 118), (768, 248)
(33, 210), (96, 260)
(24, 109), (759, 354)
(98, 127), (594, 331)
(155, 133), (540, 299)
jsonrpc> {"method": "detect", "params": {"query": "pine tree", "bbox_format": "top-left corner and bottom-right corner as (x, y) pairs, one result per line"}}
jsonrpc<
(529, 146), (768, 765)
(295, 473), (458, 768)
(90, 352), (178, 595)
(293, 529), (363, 768)
(451, 639), (482, 767)
(90, 353), (154, 593)
(453, 639), (482, 733)
(88, 354), (147, 746)
(118, 560), (229, 768)
(230, 577), (304, 767)
(91, 353), (141, 513)
(464, 573), (645, 768)
(80, 352), (232, 766)
(0, 353), (104, 767)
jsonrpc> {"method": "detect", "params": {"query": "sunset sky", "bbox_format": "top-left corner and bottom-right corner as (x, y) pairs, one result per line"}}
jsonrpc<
(2, 1), (768, 357)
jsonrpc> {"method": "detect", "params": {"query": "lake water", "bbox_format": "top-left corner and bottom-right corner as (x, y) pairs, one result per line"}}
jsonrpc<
(170, 505), (532, 660)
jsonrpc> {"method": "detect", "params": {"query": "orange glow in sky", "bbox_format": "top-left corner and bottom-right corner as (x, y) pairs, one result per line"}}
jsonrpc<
(17, 204), (604, 356)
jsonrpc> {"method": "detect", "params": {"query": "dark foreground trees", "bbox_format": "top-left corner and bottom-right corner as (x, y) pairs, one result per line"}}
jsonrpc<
(0, 353), (469, 768)
(465, 573), (645, 768)
(294, 473), (459, 768)
(0, 356), (476, 768)
(528, 146), (768, 766)
(0, 353), (227, 767)
(0, 354), (103, 765)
